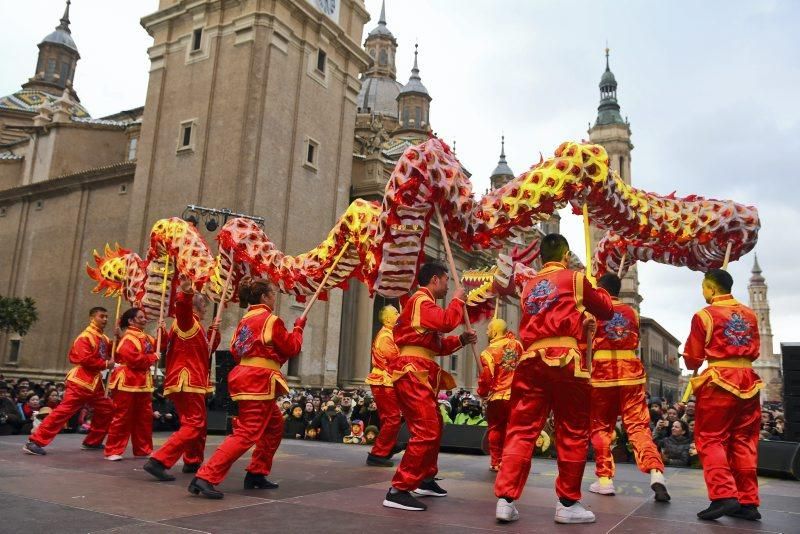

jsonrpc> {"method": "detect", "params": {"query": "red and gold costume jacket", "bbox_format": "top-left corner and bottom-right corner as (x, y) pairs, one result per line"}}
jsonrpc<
(163, 291), (219, 395)
(391, 288), (464, 392)
(591, 298), (646, 388)
(477, 332), (522, 401)
(227, 304), (303, 401)
(65, 323), (111, 392)
(684, 294), (763, 399)
(365, 325), (398, 387)
(518, 262), (613, 378)
(109, 326), (158, 393)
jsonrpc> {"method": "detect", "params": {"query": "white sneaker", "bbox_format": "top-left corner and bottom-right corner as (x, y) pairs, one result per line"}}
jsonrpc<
(495, 498), (520, 522)
(554, 501), (596, 524)
(105, 454), (124, 461)
(589, 479), (616, 495)
(650, 470), (671, 502)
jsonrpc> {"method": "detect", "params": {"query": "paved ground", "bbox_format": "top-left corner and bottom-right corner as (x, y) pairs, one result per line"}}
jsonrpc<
(0, 433), (797, 533)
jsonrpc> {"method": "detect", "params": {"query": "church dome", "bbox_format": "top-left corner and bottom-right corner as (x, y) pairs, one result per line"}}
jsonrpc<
(357, 76), (402, 116)
(599, 68), (616, 88)
(0, 89), (89, 117)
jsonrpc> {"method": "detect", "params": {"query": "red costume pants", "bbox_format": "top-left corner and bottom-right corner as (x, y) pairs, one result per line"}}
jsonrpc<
(486, 399), (511, 468)
(151, 392), (207, 468)
(494, 358), (590, 502)
(369, 384), (402, 458)
(695, 384), (760, 505)
(105, 390), (153, 457)
(590, 384), (664, 478)
(197, 400), (282, 485)
(391, 373), (442, 491)
(30, 382), (113, 448)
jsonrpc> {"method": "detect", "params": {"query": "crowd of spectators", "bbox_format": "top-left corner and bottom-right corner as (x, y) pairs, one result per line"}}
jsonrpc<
(1, 374), (790, 468)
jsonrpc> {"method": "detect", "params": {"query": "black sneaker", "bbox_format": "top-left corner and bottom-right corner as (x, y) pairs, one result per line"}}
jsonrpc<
(366, 453), (394, 467)
(143, 458), (176, 481)
(81, 442), (105, 451)
(383, 489), (427, 511)
(387, 443), (406, 459)
(182, 462), (201, 474)
(188, 477), (224, 499)
(244, 471), (279, 489)
(698, 498), (740, 520)
(23, 442), (46, 456)
(412, 479), (447, 497)
(726, 504), (761, 521)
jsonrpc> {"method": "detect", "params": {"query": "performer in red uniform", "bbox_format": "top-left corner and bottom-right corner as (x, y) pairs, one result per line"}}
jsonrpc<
(365, 305), (405, 467)
(684, 269), (763, 521)
(494, 234), (613, 524)
(144, 276), (220, 480)
(23, 307), (115, 455)
(588, 274), (669, 501)
(476, 318), (521, 471)
(104, 307), (159, 460)
(189, 277), (305, 499)
(382, 262), (477, 512)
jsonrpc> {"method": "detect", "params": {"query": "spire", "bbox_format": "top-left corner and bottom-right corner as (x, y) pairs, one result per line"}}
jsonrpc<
(490, 134), (514, 187)
(379, 0), (386, 25)
(594, 45), (624, 126)
(399, 43), (430, 97)
(750, 254), (766, 284)
(367, 0), (394, 39)
(58, 0), (72, 33)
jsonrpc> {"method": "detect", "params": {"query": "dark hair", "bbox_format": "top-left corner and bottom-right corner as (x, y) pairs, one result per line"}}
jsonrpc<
(540, 233), (569, 263)
(673, 419), (689, 435)
(89, 306), (108, 316)
(704, 268), (733, 293)
(418, 262), (448, 286)
(120, 307), (143, 328)
(238, 276), (274, 308)
(598, 273), (621, 297)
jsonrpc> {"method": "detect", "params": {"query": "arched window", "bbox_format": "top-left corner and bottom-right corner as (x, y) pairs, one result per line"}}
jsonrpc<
(379, 49), (388, 65)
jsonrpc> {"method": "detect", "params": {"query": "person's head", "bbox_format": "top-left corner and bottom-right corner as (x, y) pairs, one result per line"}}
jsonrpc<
(379, 305), (399, 328)
(540, 233), (570, 264)
(685, 400), (696, 416)
(45, 390), (59, 404)
(291, 405), (303, 419)
(350, 421), (364, 435)
(238, 276), (277, 309)
(17, 382), (29, 397)
(649, 400), (662, 415)
(305, 427), (318, 439)
(364, 425), (379, 443)
(305, 402), (314, 412)
(418, 262), (450, 299)
(368, 398), (377, 411)
(666, 407), (679, 422)
(0, 382), (9, 399)
(120, 307), (147, 329)
(341, 396), (352, 407)
(27, 394), (40, 409)
(325, 401), (336, 412)
(89, 306), (109, 330)
(55, 382), (65, 392)
(487, 318), (507, 341)
(671, 419), (689, 437)
(192, 293), (208, 320)
(702, 268), (733, 303)
(312, 398), (321, 408)
(598, 273), (622, 298)
(467, 399), (481, 417)
(281, 400), (291, 411)
(761, 411), (773, 425)
(688, 419), (696, 434)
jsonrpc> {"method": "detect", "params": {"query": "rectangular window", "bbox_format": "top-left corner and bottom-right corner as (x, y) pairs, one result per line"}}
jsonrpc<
(316, 49), (327, 74)
(450, 354), (458, 373)
(46, 59), (56, 77)
(127, 137), (138, 160)
(414, 107), (421, 126)
(288, 355), (300, 377)
(8, 339), (21, 363)
(192, 28), (203, 52)
(60, 62), (69, 82)
(303, 137), (319, 170)
(177, 120), (197, 152)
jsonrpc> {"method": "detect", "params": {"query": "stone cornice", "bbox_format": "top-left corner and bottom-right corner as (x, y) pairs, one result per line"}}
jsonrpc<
(0, 161), (135, 203)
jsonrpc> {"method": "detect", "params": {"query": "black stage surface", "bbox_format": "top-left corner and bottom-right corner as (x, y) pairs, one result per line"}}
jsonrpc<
(0, 433), (797, 533)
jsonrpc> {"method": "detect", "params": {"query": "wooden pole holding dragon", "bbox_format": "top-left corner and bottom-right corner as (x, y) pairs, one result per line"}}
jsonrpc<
(153, 255), (171, 378)
(583, 203), (595, 376)
(434, 204), (481, 374)
(104, 293), (123, 395)
(300, 242), (351, 321)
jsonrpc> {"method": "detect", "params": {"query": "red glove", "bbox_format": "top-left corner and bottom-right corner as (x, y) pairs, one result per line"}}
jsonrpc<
(294, 317), (307, 329)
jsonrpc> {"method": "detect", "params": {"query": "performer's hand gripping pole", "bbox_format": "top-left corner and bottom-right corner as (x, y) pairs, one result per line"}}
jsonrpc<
(434, 204), (481, 374)
(300, 242), (351, 321)
(680, 240), (733, 402)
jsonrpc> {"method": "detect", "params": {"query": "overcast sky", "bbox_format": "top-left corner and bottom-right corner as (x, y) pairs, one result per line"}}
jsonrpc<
(2, 1), (797, 359)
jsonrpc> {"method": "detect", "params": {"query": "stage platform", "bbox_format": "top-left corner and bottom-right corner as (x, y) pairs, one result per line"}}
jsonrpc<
(0, 433), (796, 533)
